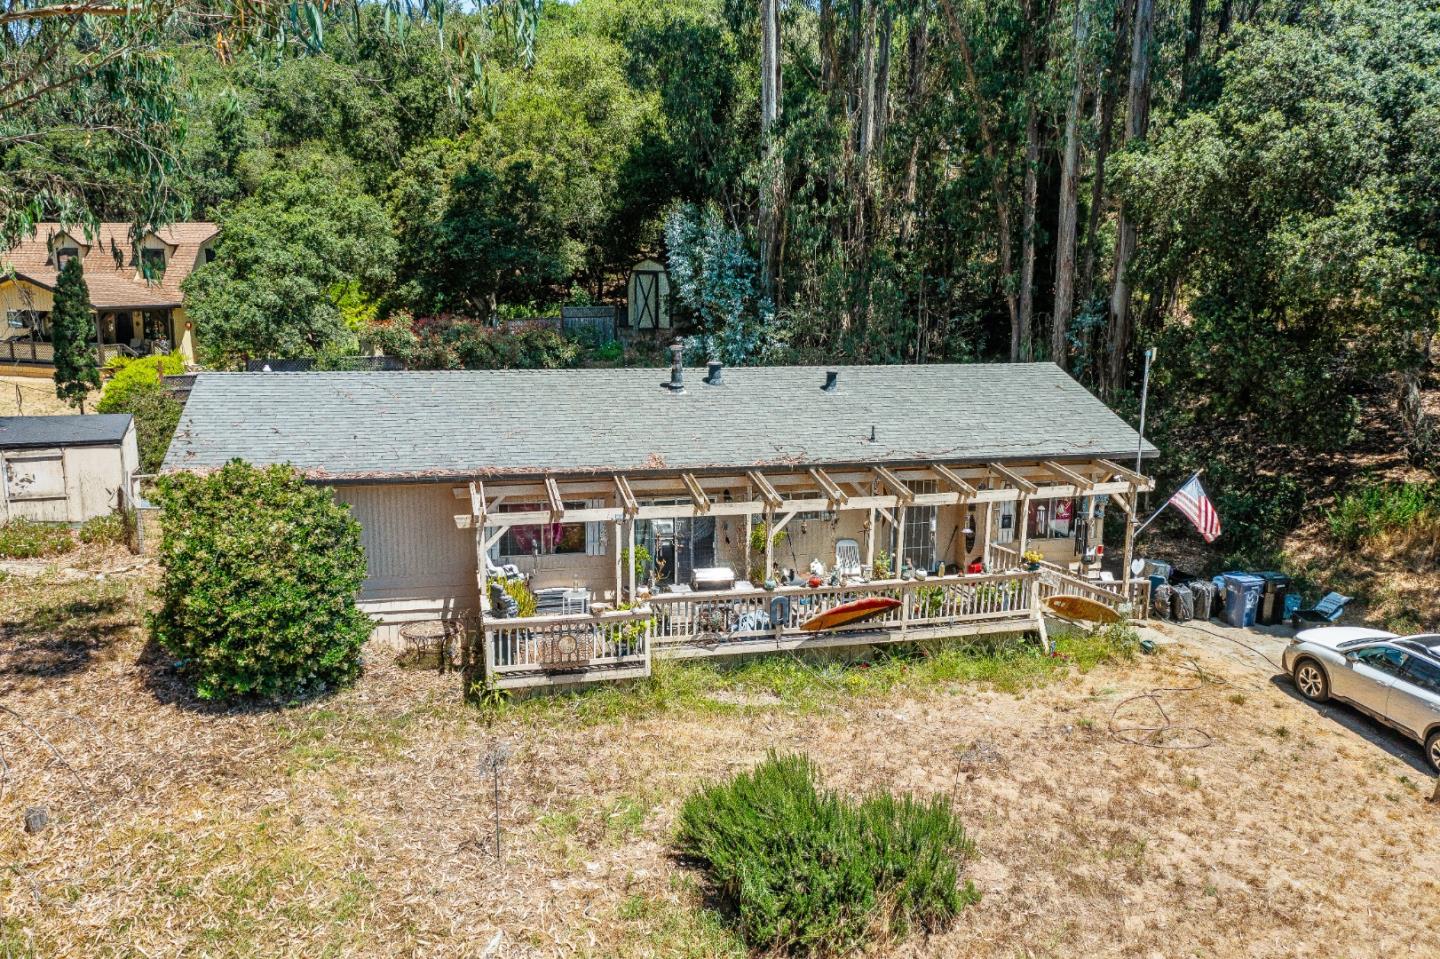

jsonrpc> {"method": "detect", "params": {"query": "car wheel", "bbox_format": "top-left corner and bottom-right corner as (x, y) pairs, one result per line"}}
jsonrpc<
(1293, 658), (1330, 703)
(1426, 730), (1440, 774)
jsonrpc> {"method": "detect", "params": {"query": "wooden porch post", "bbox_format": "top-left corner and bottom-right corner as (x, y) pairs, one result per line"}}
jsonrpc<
(743, 508), (753, 583)
(613, 519), (622, 604)
(1121, 489), (1137, 594)
(626, 517), (637, 602)
(896, 504), (907, 576)
(864, 507), (876, 576)
(1016, 496), (1031, 559)
(1079, 495), (1098, 577)
(981, 501), (995, 568)
(764, 508), (775, 582)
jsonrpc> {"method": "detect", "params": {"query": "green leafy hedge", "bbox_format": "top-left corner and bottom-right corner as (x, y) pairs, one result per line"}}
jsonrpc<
(97, 353), (185, 473)
(150, 460), (373, 701)
(677, 752), (978, 956)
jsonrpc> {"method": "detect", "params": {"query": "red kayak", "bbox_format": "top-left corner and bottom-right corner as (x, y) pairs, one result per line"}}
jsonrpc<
(801, 596), (902, 632)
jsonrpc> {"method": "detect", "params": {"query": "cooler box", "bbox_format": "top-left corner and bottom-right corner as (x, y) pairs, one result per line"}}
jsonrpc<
(1222, 573), (1264, 628)
(1256, 571), (1292, 626)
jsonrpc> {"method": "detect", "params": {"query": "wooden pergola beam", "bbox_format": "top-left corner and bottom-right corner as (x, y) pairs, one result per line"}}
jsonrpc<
(873, 466), (915, 504)
(808, 467), (849, 508)
(1095, 458), (1152, 490)
(1042, 461), (1094, 491)
(544, 476), (565, 520)
(931, 463), (977, 499)
(679, 472), (711, 513)
(613, 474), (638, 517)
(988, 462), (1038, 495)
(746, 470), (783, 510)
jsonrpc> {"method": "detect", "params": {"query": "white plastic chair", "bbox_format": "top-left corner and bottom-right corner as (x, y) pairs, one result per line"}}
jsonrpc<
(835, 539), (862, 577)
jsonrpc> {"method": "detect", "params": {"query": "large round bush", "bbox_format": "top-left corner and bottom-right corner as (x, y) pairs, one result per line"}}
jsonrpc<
(150, 460), (373, 700)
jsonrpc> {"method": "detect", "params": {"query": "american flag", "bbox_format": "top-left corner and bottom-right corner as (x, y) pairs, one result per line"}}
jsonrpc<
(1170, 474), (1221, 543)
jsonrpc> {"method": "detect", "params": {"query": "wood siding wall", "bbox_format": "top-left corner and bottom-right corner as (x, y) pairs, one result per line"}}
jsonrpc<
(332, 484), (478, 623)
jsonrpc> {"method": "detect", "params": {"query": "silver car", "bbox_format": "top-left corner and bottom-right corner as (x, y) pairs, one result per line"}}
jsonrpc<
(1284, 626), (1440, 770)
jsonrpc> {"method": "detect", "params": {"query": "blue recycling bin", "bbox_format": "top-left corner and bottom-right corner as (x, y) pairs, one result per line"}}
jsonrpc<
(1222, 573), (1264, 628)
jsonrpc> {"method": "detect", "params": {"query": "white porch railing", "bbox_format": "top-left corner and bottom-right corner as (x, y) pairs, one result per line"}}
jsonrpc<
(479, 572), (1042, 688)
(484, 607), (653, 683)
(985, 542), (1148, 619)
(647, 572), (1037, 651)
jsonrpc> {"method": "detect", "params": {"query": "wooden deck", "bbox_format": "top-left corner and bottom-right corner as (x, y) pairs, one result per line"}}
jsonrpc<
(481, 571), (1046, 690)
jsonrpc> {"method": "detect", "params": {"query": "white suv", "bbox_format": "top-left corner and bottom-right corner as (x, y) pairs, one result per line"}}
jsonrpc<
(1284, 627), (1440, 770)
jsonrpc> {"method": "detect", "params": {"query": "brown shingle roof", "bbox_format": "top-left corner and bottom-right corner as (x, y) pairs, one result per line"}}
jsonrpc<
(1, 222), (219, 309)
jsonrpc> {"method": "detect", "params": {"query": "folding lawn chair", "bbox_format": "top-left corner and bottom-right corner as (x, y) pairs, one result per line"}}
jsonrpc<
(1290, 591), (1352, 627)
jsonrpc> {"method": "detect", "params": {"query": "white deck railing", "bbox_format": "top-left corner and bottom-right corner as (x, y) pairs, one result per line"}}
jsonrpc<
(485, 607), (653, 678)
(480, 571), (1041, 685)
(985, 542), (1148, 618)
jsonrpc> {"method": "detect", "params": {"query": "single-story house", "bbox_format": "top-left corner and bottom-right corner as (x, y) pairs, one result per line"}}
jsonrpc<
(163, 359), (1157, 688)
(1, 222), (218, 370)
(1, 414), (139, 523)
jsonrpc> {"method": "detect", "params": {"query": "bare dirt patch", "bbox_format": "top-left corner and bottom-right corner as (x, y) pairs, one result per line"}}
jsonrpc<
(0, 564), (1436, 958)
(0, 376), (97, 417)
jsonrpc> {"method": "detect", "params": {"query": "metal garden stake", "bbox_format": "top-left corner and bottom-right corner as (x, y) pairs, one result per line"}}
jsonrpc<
(479, 741), (511, 861)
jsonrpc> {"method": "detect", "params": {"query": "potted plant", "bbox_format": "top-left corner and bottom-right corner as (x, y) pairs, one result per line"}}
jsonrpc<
(1022, 549), (1044, 571)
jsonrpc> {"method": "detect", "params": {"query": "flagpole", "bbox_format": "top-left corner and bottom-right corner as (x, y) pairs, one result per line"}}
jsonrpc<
(1134, 469), (1203, 539)
(1124, 347), (1157, 582)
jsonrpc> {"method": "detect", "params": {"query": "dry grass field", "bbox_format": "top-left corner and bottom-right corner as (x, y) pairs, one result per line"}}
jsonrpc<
(0, 549), (1437, 958)
(0, 376), (97, 417)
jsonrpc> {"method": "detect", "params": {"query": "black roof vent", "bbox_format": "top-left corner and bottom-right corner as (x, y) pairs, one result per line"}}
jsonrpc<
(822, 370), (839, 392)
(662, 340), (685, 393)
(704, 360), (724, 385)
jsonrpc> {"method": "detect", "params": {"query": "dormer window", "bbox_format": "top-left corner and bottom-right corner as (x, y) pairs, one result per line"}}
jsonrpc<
(140, 246), (167, 279)
(55, 247), (79, 271)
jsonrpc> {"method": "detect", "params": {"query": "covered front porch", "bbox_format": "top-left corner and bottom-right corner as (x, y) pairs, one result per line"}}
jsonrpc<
(458, 457), (1154, 690)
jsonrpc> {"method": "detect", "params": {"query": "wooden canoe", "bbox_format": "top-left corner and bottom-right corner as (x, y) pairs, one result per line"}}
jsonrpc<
(800, 596), (902, 632)
(1044, 593), (1122, 624)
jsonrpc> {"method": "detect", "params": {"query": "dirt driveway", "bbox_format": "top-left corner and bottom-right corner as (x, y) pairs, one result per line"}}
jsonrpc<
(0, 560), (1436, 957)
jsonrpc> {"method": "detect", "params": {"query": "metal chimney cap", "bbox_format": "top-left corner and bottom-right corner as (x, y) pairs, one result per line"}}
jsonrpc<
(704, 360), (724, 385)
(821, 370), (839, 392)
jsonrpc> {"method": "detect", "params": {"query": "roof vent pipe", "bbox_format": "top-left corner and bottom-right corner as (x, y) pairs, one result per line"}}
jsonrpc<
(663, 340), (685, 393)
(705, 360), (724, 385)
(822, 370), (839, 392)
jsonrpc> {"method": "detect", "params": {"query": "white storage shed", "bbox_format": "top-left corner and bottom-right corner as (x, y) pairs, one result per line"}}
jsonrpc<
(1, 414), (139, 523)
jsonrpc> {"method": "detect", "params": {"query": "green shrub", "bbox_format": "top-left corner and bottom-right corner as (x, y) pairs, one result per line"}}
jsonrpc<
(78, 512), (131, 547)
(150, 460), (373, 701)
(404, 319), (581, 371)
(488, 575), (537, 618)
(97, 352), (185, 413)
(97, 354), (185, 473)
(677, 752), (978, 956)
(1327, 480), (1440, 546)
(0, 519), (75, 559)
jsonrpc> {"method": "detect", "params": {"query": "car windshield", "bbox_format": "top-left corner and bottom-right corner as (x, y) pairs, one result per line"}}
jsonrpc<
(1405, 634), (1440, 649)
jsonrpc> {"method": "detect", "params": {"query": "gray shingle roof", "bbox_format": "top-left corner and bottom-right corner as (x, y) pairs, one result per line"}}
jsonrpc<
(0, 414), (133, 449)
(162, 364), (1158, 480)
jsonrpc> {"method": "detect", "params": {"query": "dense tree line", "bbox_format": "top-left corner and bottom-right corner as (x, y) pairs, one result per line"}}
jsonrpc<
(3, 0), (1437, 561)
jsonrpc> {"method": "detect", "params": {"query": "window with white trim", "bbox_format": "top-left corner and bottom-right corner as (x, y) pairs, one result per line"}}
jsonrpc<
(1026, 497), (1077, 539)
(491, 500), (605, 559)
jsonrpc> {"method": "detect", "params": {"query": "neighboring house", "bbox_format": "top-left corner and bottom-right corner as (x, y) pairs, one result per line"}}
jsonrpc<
(162, 361), (1158, 689)
(1, 222), (218, 369)
(1, 414), (138, 523)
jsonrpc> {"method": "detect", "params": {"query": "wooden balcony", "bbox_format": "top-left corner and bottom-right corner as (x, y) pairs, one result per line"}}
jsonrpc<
(480, 572), (1044, 690)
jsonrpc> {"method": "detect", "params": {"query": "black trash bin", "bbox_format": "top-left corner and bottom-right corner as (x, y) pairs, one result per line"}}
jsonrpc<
(1256, 571), (1292, 626)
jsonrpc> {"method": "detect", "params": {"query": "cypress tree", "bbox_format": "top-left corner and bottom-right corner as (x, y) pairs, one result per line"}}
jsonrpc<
(50, 256), (100, 412)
